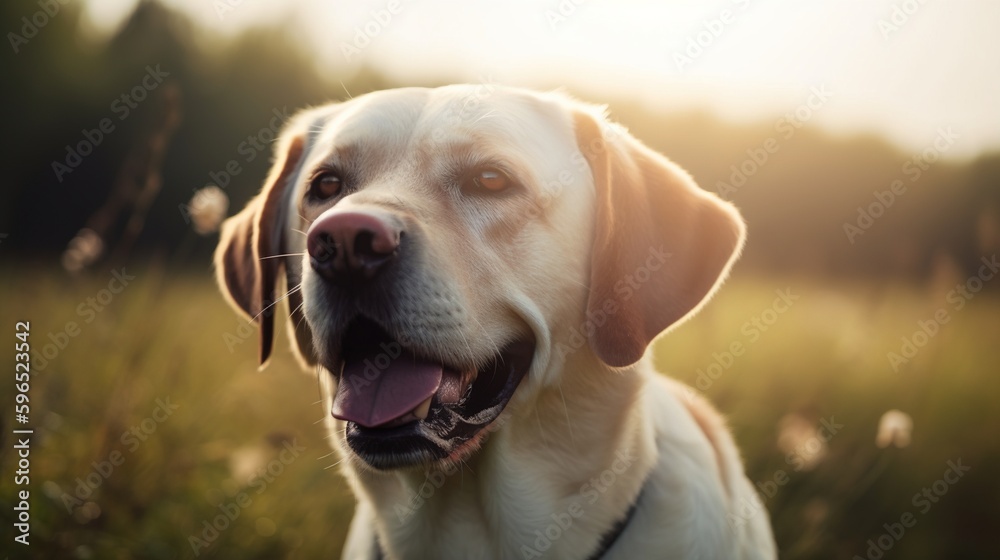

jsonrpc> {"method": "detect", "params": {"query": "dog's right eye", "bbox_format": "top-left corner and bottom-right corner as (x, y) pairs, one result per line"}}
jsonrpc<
(460, 166), (516, 196)
(310, 172), (343, 200)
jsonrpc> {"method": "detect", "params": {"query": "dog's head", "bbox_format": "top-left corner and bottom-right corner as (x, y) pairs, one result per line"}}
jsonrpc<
(215, 85), (744, 471)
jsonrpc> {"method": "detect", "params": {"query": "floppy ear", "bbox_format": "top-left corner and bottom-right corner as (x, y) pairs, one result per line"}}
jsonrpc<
(214, 127), (316, 368)
(573, 109), (746, 368)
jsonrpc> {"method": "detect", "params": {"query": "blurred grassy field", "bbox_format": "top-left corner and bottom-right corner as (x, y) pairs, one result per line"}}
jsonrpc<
(1, 266), (998, 559)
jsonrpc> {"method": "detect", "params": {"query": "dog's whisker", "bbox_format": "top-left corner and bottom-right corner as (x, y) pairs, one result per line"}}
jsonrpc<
(471, 109), (498, 125)
(535, 408), (547, 444)
(288, 300), (308, 332)
(560, 275), (590, 291)
(297, 211), (313, 227)
(339, 80), (354, 100)
(290, 228), (308, 236)
(463, 311), (501, 359)
(294, 313), (308, 328)
(454, 326), (477, 369)
(259, 253), (306, 261)
(558, 384), (576, 444)
(249, 285), (301, 323)
(316, 451), (336, 460)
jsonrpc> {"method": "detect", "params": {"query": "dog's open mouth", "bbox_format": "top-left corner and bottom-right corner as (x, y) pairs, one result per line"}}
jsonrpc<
(328, 316), (534, 470)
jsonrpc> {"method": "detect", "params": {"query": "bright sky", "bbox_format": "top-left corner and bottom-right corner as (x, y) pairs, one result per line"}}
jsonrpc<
(82, 0), (1000, 159)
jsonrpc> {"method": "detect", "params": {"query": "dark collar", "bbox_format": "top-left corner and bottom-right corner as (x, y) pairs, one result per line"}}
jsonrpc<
(373, 480), (645, 560)
(585, 483), (644, 560)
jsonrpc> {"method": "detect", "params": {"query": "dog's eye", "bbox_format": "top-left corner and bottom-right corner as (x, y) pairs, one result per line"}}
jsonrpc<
(310, 172), (343, 200)
(464, 167), (513, 194)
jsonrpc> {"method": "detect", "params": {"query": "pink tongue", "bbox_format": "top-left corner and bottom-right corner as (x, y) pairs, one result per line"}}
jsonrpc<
(332, 355), (443, 428)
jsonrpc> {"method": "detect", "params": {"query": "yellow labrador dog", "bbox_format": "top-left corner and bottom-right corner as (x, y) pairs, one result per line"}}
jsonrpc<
(215, 85), (777, 559)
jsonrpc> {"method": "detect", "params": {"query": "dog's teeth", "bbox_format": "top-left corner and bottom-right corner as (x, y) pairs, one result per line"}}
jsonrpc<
(413, 397), (433, 420)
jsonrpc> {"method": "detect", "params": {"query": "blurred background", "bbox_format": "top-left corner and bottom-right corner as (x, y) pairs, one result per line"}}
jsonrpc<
(1, 0), (998, 558)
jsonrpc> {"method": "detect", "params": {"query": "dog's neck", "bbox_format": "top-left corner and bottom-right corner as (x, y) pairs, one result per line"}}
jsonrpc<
(345, 349), (658, 560)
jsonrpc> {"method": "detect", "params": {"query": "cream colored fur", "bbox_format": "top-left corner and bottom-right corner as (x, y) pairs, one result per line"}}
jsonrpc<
(215, 85), (777, 559)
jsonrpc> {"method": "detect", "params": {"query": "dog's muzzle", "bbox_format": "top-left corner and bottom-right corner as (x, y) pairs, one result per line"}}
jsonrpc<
(306, 208), (535, 470)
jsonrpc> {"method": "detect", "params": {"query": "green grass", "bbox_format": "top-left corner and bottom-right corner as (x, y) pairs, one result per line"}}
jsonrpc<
(1, 267), (998, 559)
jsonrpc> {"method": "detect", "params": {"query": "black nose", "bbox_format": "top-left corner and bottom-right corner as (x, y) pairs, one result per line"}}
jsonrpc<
(307, 210), (402, 281)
